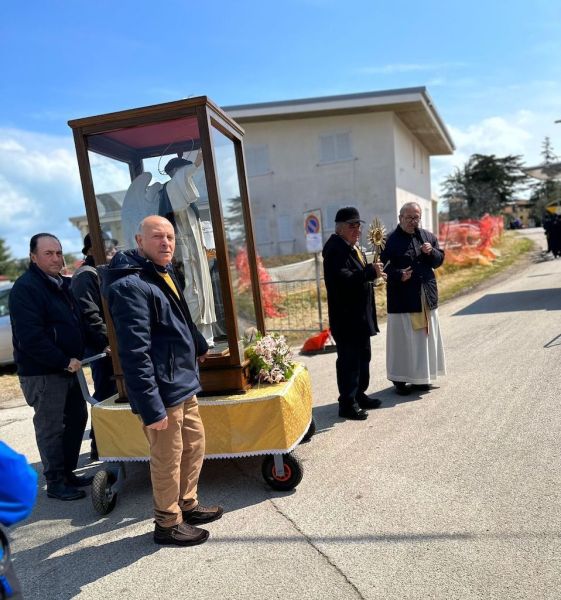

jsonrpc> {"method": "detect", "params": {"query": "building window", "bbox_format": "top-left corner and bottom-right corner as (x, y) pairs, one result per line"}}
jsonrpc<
(246, 144), (271, 177)
(277, 215), (294, 242)
(319, 132), (352, 163)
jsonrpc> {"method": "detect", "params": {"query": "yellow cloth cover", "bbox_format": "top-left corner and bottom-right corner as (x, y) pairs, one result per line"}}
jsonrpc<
(92, 364), (312, 461)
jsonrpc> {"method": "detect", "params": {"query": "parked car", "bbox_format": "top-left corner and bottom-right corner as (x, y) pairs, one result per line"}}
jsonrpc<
(0, 282), (14, 366)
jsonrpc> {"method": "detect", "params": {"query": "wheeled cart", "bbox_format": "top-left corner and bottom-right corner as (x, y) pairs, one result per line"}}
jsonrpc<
(88, 364), (315, 515)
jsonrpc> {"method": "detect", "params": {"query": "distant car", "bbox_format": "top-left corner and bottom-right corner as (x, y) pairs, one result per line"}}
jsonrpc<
(0, 282), (14, 366)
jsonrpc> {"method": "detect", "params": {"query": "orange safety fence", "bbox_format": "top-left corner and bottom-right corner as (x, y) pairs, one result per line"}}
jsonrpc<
(439, 215), (504, 267)
(235, 247), (286, 318)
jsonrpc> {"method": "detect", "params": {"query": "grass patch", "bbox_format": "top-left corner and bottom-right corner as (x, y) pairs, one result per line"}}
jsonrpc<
(261, 253), (312, 268)
(437, 232), (534, 304)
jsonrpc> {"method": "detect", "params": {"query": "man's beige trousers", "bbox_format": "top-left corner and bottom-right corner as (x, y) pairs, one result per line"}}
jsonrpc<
(143, 396), (205, 527)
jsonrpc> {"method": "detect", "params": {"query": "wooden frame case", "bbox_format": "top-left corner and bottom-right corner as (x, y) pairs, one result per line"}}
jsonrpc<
(68, 97), (265, 395)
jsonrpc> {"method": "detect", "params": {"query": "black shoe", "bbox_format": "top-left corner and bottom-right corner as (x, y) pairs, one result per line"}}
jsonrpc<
(183, 504), (224, 525)
(411, 384), (431, 391)
(47, 481), (86, 501)
(356, 394), (382, 410)
(65, 473), (94, 487)
(393, 382), (411, 396)
(154, 521), (209, 546)
(338, 405), (368, 420)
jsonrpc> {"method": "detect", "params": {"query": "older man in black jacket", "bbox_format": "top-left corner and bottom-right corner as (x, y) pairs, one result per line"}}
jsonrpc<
(105, 215), (222, 547)
(381, 202), (446, 395)
(322, 207), (386, 420)
(9, 233), (91, 501)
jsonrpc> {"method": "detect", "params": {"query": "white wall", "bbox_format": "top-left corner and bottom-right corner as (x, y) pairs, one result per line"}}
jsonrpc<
(392, 115), (434, 232)
(242, 112), (399, 256)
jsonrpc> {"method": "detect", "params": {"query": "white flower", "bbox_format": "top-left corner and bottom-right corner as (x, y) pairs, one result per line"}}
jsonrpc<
(248, 333), (295, 384)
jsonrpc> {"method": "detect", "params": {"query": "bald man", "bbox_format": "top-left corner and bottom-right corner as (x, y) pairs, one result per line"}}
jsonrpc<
(105, 216), (222, 546)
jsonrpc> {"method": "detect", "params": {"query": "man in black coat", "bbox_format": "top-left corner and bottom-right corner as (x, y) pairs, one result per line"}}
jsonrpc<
(381, 202), (446, 395)
(71, 232), (118, 459)
(322, 207), (386, 420)
(9, 233), (92, 501)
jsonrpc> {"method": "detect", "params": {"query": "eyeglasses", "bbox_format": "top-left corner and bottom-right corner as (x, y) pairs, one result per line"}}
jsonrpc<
(345, 222), (362, 229)
(402, 215), (421, 222)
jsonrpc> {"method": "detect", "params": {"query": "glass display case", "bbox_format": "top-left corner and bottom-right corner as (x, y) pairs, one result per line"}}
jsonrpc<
(68, 97), (265, 395)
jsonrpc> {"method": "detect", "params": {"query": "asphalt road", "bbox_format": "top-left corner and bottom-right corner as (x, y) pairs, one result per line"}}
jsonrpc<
(3, 229), (560, 600)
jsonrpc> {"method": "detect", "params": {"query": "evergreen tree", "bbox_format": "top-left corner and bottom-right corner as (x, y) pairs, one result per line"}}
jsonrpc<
(0, 238), (11, 270)
(529, 137), (561, 224)
(223, 196), (245, 253)
(0, 238), (21, 280)
(441, 154), (528, 219)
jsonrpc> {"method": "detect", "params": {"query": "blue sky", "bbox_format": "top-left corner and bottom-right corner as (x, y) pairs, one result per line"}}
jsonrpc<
(1, 0), (560, 257)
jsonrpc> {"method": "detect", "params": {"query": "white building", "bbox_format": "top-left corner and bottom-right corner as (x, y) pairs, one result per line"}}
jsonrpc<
(225, 87), (454, 257)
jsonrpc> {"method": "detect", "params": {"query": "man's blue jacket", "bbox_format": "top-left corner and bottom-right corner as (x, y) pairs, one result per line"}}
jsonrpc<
(9, 263), (85, 376)
(104, 251), (208, 426)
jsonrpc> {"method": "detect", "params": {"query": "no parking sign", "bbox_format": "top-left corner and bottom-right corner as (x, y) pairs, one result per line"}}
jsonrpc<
(303, 209), (323, 253)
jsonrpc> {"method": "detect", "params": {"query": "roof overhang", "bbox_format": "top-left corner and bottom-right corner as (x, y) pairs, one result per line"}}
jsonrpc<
(224, 87), (455, 156)
(523, 162), (561, 181)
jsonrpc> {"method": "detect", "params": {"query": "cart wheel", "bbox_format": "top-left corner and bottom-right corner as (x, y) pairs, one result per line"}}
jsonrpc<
(301, 418), (316, 443)
(92, 469), (118, 515)
(262, 454), (304, 491)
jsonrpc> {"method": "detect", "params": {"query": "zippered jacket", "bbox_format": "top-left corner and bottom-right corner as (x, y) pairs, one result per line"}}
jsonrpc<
(104, 250), (208, 426)
(9, 263), (85, 376)
(381, 225), (445, 313)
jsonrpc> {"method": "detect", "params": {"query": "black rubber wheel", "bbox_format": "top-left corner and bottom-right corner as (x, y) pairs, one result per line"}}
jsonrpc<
(92, 469), (118, 515)
(262, 453), (304, 491)
(301, 417), (316, 443)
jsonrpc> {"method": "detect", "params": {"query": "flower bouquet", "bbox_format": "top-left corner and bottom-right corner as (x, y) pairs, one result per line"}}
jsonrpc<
(245, 332), (295, 384)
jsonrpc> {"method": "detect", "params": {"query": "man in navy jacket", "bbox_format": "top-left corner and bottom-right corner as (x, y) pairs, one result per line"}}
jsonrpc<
(322, 207), (386, 420)
(105, 215), (222, 547)
(9, 234), (91, 501)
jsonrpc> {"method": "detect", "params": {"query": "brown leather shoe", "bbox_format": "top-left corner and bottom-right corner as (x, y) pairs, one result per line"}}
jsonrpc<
(153, 521), (209, 546)
(183, 504), (224, 525)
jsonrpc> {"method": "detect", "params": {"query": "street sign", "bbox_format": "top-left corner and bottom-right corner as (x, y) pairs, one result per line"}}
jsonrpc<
(303, 210), (323, 253)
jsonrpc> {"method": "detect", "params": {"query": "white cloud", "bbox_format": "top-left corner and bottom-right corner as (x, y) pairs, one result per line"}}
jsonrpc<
(431, 107), (561, 200)
(0, 127), (138, 259)
(0, 128), (86, 258)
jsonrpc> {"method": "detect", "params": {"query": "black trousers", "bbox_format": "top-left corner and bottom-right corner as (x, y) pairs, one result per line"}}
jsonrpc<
(19, 373), (88, 481)
(332, 333), (371, 408)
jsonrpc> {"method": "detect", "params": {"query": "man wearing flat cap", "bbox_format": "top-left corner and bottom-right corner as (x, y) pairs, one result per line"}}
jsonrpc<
(322, 206), (386, 420)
